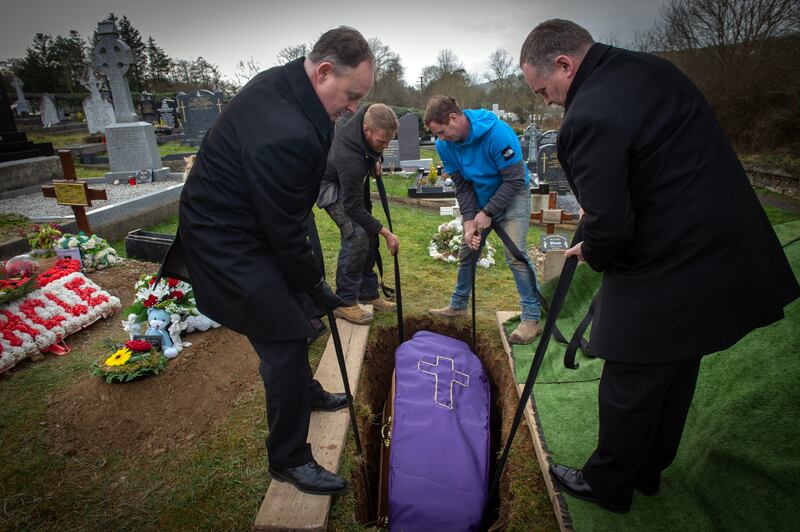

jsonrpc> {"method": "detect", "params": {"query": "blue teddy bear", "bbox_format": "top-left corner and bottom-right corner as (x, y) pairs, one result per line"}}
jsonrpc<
(145, 308), (178, 358)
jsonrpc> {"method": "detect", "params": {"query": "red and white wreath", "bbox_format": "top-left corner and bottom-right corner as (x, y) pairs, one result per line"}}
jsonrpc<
(0, 259), (121, 373)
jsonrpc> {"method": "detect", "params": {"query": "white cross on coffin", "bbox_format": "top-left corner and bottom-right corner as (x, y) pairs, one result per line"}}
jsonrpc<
(418, 355), (470, 409)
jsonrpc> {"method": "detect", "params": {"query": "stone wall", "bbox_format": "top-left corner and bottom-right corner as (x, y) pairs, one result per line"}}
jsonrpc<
(745, 165), (799, 200)
(0, 155), (62, 193)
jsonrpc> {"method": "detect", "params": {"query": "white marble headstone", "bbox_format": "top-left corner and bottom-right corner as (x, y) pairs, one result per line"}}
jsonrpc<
(40, 94), (60, 127)
(81, 70), (116, 134)
(11, 77), (31, 115)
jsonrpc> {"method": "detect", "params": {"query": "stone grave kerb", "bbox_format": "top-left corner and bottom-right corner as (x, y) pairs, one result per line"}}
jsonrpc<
(92, 21), (137, 123)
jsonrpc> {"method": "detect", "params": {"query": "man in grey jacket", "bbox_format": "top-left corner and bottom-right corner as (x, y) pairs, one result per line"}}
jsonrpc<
(319, 103), (400, 324)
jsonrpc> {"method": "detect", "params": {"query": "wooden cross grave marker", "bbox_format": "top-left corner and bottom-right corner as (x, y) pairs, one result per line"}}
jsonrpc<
(531, 191), (578, 234)
(41, 150), (107, 234)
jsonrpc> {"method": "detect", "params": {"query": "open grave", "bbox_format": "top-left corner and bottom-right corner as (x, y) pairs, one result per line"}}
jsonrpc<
(339, 315), (527, 530)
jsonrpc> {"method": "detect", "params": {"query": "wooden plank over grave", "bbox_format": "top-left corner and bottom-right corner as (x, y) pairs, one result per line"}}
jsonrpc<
(496, 311), (572, 532)
(254, 307), (372, 531)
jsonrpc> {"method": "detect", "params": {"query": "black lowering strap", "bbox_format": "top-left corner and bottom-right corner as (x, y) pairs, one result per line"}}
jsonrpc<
(564, 294), (596, 369)
(372, 172), (405, 343)
(364, 177), (396, 300)
(482, 221), (585, 528)
(489, 223), (572, 345)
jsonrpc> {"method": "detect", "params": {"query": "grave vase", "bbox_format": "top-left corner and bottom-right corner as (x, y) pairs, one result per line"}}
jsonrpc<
(31, 249), (59, 272)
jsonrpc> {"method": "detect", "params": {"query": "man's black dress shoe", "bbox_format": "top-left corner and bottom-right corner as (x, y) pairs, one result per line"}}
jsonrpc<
(636, 479), (660, 496)
(550, 464), (630, 513)
(268, 460), (347, 495)
(311, 390), (348, 412)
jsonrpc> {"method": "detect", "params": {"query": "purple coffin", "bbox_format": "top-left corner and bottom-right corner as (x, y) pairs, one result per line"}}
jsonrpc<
(389, 330), (490, 531)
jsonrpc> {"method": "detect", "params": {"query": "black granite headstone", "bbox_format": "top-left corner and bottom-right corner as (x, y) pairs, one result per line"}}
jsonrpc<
(398, 113), (420, 161)
(177, 90), (224, 145)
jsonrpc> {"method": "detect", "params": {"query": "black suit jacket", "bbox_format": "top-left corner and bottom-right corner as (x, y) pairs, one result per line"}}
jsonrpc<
(160, 58), (332, 341)
(558, 44), (799, 363)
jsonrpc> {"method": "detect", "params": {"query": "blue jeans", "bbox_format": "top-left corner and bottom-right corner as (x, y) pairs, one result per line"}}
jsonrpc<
(326, 203), (379, 305)
(450, 189), (541, 321)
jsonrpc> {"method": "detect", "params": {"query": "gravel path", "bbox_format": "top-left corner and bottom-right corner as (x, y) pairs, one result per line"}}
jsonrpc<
(0, 181), (182, 219)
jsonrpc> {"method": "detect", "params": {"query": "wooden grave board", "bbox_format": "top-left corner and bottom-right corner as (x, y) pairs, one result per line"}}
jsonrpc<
(254, 305), (372, 531)
(496, 311), (573, 532)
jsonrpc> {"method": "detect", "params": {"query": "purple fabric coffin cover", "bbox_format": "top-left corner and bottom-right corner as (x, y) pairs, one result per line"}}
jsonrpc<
(389, 330), (490, 531)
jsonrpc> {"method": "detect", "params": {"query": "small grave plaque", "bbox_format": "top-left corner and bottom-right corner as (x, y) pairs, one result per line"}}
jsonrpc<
(53, 181), (90, 206)
(540, 234), (569, 253)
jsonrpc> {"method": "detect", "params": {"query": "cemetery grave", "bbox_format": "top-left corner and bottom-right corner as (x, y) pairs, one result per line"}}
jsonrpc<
(2, 18), (798, 530)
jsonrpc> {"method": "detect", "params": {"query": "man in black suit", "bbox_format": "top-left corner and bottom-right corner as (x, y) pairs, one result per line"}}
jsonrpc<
(159, 27), (374, 495)
(519, 19), (799, 512)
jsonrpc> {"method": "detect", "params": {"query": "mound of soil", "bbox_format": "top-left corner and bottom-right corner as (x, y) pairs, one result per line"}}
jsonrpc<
(44, 259), (259, 458)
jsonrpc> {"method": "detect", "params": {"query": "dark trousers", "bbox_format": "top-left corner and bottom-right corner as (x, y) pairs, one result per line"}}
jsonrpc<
(581, 357), (702, 506)
(248, 336), (325, 469)
(326, 202), (379, 305)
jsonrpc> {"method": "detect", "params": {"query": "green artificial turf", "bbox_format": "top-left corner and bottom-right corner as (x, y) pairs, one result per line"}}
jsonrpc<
(506, 220), (800, 530)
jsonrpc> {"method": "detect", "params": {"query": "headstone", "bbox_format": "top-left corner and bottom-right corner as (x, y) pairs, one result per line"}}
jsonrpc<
(537, 143), (569, 192)
(539, 129), (558, 146)
(383, 139), (400, 170)
(93, 22), (137, 124)
(398, 113), (420, 161)
(522, 123), (542, 162)
(0, 83), (55, 164)
(138, 92), (157, 123)
(91, 20), (168, 181)
(157, 99), (176, 129)
(40, 94), (60, 127)
(81, 69), (116, 134)
(177, 90), (224, 145)
(1, 82), (16, 133)
(490, 103), (504, 117)
(11, 78), (31, 115)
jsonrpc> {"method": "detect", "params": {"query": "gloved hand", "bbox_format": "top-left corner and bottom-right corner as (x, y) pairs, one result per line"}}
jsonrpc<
(308, 279), (345, 312)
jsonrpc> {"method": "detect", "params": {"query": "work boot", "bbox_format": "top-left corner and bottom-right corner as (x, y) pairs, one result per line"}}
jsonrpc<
(428, 305), (468, 319)
(509, 320), (540, 344)
(333, 304), (373, 325)
(360, 297), (397, 312)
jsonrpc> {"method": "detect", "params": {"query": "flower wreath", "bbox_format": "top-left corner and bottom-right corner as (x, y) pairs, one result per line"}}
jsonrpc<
(91, 338), (167, 383)
(428, 219), (496, 268)
(56, 232), (120, 270)
(0, 259), (121, 373)
(125, 274), (197, 324)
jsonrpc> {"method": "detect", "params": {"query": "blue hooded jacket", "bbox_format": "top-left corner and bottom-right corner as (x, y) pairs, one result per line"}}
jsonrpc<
(436, 109), (529, 207)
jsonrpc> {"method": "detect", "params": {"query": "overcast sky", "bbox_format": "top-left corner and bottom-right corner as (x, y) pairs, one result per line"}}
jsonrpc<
(1, 0), (666, 85)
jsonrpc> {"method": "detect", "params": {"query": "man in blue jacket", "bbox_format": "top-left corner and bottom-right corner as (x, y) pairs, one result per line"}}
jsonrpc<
(424, 96), (542, 344)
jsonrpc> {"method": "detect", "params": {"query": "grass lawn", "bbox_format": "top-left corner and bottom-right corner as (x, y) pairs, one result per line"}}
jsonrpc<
(25, 130), (95, 148)
(0, 213), (30, 243)
(1, 198), (555, 530)
(3, 178), (798, 530)
(159, 142), (197, 157)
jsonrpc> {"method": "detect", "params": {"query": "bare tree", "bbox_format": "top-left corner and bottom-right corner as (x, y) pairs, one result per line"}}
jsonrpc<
(486, 48), (517, 109)
(232, 57), (261, 88)
(436, 49), (463, 76)
(276, 43), (308, 65)
(640, 0), (800, 150)
(659, 0), (798, 58)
